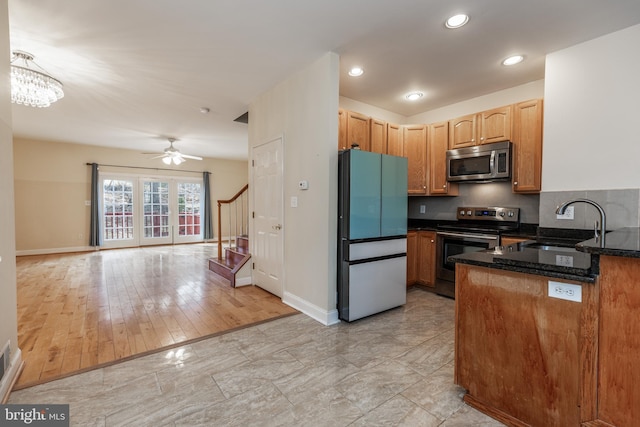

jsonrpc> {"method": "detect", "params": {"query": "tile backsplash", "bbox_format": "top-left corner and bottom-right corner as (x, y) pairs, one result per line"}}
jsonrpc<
(408, 182), (540, 224)
(540, 189), (640, 230)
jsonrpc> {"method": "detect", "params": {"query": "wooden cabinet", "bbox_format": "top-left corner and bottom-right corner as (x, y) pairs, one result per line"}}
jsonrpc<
(406, 231), (418, 286)
(404, 125), (428, 195)
(479, 105), (511, 144)
(455, 264), (598, 426)
(338, 109), (370, 151)
(449, 106), (512, 149)
(449, 113), (477, 149)
(500, 236), (530, 246)
(591, 255), (640, 427)
(512, 99), (543, 193)
(369, 118), (387, 154)
(406, 230), (436, 287)
(417, 231), (436, 287)
(386, 123), (403, 157)
(428, 121), (458, 196)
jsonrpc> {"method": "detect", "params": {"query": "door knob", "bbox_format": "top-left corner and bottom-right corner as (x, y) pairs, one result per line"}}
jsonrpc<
(273, 224), (282, 230)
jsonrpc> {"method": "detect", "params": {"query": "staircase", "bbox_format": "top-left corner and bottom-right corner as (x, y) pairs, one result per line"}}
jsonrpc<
(208, 184), (250, 287)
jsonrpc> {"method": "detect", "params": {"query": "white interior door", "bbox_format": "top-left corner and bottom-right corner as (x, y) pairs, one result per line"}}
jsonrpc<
(252, 137), (284, 297)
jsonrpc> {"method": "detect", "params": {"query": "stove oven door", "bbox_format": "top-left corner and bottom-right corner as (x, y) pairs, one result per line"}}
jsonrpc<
(436, 231), (499, 282)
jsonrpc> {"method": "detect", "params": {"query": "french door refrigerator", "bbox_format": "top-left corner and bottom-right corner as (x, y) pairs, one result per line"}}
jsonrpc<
(338, 149), (408, 322)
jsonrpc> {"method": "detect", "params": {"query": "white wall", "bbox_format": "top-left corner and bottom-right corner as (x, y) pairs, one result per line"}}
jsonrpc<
(0, 0), (20, 400)
(543, 24), (640, 191)
(249, 53), (340, 325)
(408, 80), (544, 125)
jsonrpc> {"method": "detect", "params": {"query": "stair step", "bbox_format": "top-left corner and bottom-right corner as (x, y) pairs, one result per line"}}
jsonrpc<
(208, 258), (234, 280)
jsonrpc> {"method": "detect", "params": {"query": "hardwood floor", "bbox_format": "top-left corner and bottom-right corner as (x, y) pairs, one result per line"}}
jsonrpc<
(15, 243), (298, 389)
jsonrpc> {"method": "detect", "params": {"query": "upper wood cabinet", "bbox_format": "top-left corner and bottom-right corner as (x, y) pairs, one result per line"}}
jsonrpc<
(479, 105), (511, 144)
(338, 109), (370, 151)
(369, 118), (387, 154)
(428, 121), (458, 196)
(403, 124), (428, 195)
(386, 123), (404, 157)
(512, 99), (543, 193)
(449, 106), (512, 149)
(449, 113), (477, 149)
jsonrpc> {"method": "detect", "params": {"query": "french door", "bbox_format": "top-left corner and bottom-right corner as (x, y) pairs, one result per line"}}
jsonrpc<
(102, 174), (203, 248)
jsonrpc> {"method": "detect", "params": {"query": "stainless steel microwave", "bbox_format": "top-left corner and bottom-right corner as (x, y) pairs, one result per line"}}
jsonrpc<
(446, 141), (512, 182)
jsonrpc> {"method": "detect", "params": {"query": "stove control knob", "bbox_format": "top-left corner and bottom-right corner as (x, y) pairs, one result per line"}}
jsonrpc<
(467, 210), (472, 216)
(499, 211), (505, 217)
(508, 211), (514, 217)
(459, 210), (465, 216)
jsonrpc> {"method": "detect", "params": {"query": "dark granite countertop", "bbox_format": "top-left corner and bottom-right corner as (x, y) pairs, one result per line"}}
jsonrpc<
(450, 227), (640, 283)
(576, 227), (640, 258)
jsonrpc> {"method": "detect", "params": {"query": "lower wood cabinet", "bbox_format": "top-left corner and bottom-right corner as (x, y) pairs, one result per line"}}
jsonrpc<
(499, 236), (530, 246)
(455, 264), (598, 426)
(591, 255), (640, 427)
(407, 230), (436, 287)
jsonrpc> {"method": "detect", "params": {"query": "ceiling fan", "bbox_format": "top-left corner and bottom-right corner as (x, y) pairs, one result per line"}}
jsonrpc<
(146, 138), (203, 165)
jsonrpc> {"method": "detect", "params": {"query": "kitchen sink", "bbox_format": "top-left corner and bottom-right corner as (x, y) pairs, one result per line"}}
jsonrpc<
(521, 242), (578, 252)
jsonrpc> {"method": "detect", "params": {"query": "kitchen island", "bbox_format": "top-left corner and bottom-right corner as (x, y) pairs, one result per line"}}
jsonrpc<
(451, 227), (640, 427)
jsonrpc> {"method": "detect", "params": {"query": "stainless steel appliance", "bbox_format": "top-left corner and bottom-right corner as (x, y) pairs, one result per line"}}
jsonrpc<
(338, 149), (408, 322)
(446, 141), (512, 182)
(435, 206), (520, 297)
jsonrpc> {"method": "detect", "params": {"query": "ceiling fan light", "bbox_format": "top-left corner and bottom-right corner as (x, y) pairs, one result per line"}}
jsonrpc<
(162, 157), (172, 165)
(173, 157), (183, 165)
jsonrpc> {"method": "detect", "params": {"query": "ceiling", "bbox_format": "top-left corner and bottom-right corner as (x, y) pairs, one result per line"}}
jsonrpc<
(8, 0), (640, 161)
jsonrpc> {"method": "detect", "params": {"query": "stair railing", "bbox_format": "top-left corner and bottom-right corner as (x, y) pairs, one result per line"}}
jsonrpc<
(217, 184), (249, 260)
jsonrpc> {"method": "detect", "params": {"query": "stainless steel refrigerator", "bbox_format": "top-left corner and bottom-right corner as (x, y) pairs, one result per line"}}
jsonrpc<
(338, 149), (408, 322)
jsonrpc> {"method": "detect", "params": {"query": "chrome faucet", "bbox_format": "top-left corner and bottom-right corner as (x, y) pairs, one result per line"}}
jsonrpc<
(556, 198), (607, 247)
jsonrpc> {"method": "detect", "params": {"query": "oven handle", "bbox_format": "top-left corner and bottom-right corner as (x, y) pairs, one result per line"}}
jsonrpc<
(436, 231), (499, 242)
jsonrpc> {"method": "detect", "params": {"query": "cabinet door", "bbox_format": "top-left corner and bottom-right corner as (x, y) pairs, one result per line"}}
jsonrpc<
(449, 114), (477, 149)
(417, 231), (436, 287)
(387, 123), (403, 157)
(406, 231), (418, 286)
(403, 125), (428, 195)
(338, 109), (348, 150)
(479, 105), (511, 144)
(370, 118), (387, 154)
(500, 237), (529, 246)
(346, 111), (371, 151)
(428, 121), (458, 196)
(512, 99), (543, 193)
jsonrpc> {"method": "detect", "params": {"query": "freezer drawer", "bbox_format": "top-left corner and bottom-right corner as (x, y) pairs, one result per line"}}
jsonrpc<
(340, 255), (407, 322)
(346, 238), (407, 261)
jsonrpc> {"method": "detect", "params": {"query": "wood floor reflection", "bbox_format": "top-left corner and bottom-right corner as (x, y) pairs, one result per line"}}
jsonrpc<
(15, 244), (297, 389)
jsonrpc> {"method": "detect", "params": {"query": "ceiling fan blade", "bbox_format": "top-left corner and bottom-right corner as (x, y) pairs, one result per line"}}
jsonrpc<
(181, 154), (203, 160)
(148, 154), (167, 159)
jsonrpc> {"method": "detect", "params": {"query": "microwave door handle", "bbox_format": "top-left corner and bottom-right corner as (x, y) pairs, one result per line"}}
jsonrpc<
(489, 150), (496, 176)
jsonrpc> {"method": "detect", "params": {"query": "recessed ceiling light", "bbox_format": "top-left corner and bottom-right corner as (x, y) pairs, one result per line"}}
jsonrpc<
(502, 55), (524, 66)
(348, 67), (364, 77)
(445, 14), (469, 29)
(406, 92), (424, 101)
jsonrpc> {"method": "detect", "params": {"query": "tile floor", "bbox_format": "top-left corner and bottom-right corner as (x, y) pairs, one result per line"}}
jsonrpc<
(8, 288), (504, 426)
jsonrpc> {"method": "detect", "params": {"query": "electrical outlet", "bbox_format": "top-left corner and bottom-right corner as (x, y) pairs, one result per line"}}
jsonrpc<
(419, 205), (426, 214)
(556, 206), (574, 220)
(548, 281), (582, 302)
(555, 255), (574, 267)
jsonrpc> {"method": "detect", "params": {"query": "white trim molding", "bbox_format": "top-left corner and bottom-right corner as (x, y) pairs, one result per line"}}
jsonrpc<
(282, 291), (340, 326)
(1, 348), (23, 404)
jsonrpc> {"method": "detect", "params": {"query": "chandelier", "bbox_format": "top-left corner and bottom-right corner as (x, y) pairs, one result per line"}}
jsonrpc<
(10, 51), (64, 108)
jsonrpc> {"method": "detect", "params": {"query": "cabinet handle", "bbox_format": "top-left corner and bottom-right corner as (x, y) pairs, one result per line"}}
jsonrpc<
(423, 185), (426, 189)
(514, 181), (518, 186)
(443, 184), (446, 188)
(471, 138), (475, 142)
(481, 137), (485, 140)
(430, 240), (434, 243)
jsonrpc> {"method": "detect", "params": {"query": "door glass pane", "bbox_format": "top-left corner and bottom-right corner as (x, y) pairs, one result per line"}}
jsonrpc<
(177, 182), (202, 236)
(143, 181), (170, 239)
(103, 179), (134, 241)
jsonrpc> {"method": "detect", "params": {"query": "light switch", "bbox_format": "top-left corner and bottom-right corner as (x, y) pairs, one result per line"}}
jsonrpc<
(290, 196), (298, 208)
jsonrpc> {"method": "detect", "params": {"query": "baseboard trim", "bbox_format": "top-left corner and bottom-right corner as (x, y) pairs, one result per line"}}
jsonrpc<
(282, 292), (340, 326)
(16, 246), (95, 256)
(1, 348), (23, 404)
(235, 277), (252, 287)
